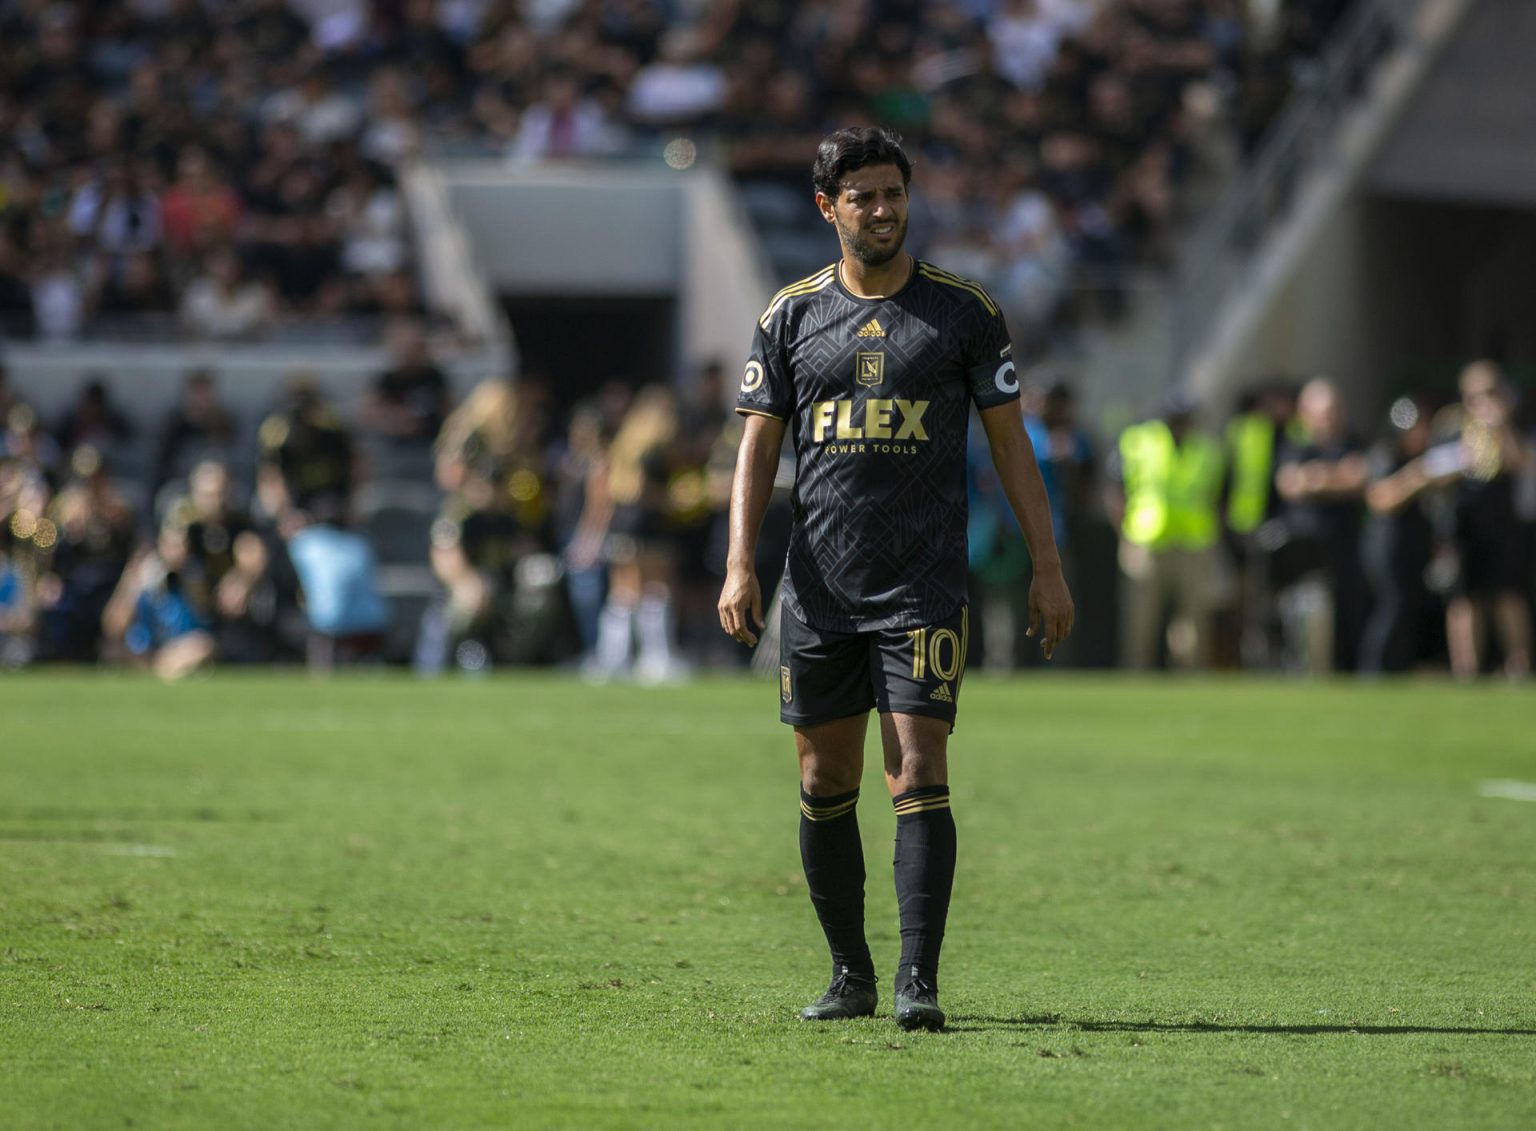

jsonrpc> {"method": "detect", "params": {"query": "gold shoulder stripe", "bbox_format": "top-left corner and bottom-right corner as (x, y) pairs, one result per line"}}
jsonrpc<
(918, 263), (998, 317)
(759, 265), (836, 327)
(735, 407), (786, 420)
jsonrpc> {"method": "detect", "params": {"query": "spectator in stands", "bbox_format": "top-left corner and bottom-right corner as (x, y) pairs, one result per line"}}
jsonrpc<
(159, 147), (242, 262)
(1274, 377), (1369, 673)
(0, 230), (34, 336)
(329, 164), (407, 278)
(256, 373), (357, 520)
(101, 522), (216, 681)
(2, 404), (61, 490)
(55, 377), (134, 468)
(96, 251), (177, 320)
(509, 69), (626, 163)
(361, 68), (423, 168)
(31, 239), (86, 342)
(180, 249), (276, 341)
(626, 28), (728, 130)
(154, 370), (238, 493)
(263, 63), (362, 148)
(67, 158), (162, 260)
(1444, 361), (1531, 680)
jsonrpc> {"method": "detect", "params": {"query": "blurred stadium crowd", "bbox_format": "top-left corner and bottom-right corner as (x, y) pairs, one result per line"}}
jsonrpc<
(4, 355), (1534, 679)
(4, 0), (1531, 680)
(0, 0), (1351, 349)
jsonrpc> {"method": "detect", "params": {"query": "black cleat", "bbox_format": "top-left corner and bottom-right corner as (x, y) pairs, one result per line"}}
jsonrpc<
(799, 967), (878, 1021)
(894, 973), (945, 1032)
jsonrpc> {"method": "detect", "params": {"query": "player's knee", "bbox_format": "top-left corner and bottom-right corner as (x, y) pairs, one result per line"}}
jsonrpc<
(799, 758), (862, 796)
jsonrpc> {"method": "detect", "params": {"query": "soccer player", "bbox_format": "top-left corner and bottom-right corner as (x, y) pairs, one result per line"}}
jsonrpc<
(718, 128), (1074, 1031)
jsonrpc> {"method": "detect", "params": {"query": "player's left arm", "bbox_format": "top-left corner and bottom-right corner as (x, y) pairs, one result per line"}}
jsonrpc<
(978, 403), (1075, 658)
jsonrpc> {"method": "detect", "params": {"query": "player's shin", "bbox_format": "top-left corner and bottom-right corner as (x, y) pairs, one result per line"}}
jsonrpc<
(798, 788), (874, 979)
(891, 785), (955, 989)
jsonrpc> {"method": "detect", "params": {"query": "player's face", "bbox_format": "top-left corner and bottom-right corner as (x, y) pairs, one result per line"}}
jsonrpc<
(818, 164), (909, 267)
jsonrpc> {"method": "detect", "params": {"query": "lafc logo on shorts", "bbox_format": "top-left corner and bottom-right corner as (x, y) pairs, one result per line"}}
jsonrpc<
(780, 665), (793, 703)
(856, 351), (884, 388)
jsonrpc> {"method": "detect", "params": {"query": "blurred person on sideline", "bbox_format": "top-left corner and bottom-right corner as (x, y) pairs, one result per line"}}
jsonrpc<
(101, 523), (215, 681)
(426, 377), (563, 670)
(588, 384), (690, 683)
(1273, 377), (1368, 674)
(256, 373), (357, 521)
(1222, 378), (1298, 668)
(672, 361), (731, 656)
(970, 376), (1093, 671)
(0, 519), (38, 666)
(37, 446), (136, 661)
(553, 399), (616, 659)
(1359, 395), (1454, 674)
(279, 504), (390, 672)
(163, 460), (256, 596)
(153, 369), (238, 493)
(1442, 361), (1531, 679)
(360, 319), (451, 452)
(1107, 391), (1229, 670)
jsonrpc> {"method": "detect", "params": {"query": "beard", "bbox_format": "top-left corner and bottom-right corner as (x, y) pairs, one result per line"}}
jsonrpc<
(837, 214), (907, 267)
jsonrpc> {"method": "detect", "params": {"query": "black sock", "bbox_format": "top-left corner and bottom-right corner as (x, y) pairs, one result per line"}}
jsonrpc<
(799, 788), (873, 980)
(892, 785), (956, 989)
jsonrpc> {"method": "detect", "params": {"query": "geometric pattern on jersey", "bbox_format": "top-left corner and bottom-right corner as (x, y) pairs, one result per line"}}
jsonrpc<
(739, 259), (1019, 632)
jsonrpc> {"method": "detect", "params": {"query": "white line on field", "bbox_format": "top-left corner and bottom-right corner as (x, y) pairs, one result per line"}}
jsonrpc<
(101, 844), (178, 857)
(1477, 780), (1536, 803)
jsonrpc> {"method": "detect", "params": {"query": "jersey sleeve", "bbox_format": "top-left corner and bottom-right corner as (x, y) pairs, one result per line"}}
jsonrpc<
(736, 321), (793, 420)
(963, 302), (1021, 411)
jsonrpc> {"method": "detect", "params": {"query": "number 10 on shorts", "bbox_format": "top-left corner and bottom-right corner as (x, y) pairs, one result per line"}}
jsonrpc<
(906, 610), (967, 683)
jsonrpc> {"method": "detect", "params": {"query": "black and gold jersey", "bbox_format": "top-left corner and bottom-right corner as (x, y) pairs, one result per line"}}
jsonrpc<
(738, 259), (1020, 632)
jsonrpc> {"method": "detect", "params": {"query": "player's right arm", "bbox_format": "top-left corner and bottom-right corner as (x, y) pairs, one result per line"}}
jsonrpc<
(718, 412), (784, 647)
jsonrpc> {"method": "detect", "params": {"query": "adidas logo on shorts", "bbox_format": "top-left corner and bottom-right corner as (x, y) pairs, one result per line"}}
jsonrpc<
(929, 682), (953, 703)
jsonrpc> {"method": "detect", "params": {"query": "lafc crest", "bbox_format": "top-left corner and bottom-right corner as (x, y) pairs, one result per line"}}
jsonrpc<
(856, 351), (885, 389)
(780, 665), (793, 703)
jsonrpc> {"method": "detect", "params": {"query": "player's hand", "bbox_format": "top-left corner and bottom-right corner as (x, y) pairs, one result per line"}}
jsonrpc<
(718, 567), (764, 647)
(1025, 564), (1074, 660)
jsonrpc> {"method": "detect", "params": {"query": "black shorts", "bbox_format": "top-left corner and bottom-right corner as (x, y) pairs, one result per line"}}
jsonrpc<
(779, 603), (969, 730)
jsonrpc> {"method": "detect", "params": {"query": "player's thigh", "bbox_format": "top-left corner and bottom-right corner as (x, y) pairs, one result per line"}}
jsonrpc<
(869, 604), (968, 732)
(877, 711), (950, 790)
(779, 605), (876, 728)
(794, 714), (870, 794)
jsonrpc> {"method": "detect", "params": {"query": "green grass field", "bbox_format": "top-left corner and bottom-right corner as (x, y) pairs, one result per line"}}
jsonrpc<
(2, 673), (1533, 1130)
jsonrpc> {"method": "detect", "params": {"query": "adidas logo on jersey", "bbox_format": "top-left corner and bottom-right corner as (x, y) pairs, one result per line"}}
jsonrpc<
(929, 682), (953, 703)
(856, 318), (885, 337)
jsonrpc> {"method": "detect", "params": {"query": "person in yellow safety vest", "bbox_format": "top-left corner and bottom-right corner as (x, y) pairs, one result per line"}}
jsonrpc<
(1107, 391), (1232, 670)
(1225, 380), (1297, 537)
(1222, 380), (1298, 668)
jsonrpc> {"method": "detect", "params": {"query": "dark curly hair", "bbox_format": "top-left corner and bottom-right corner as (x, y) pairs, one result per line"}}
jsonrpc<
(812, 127), (912, 199)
